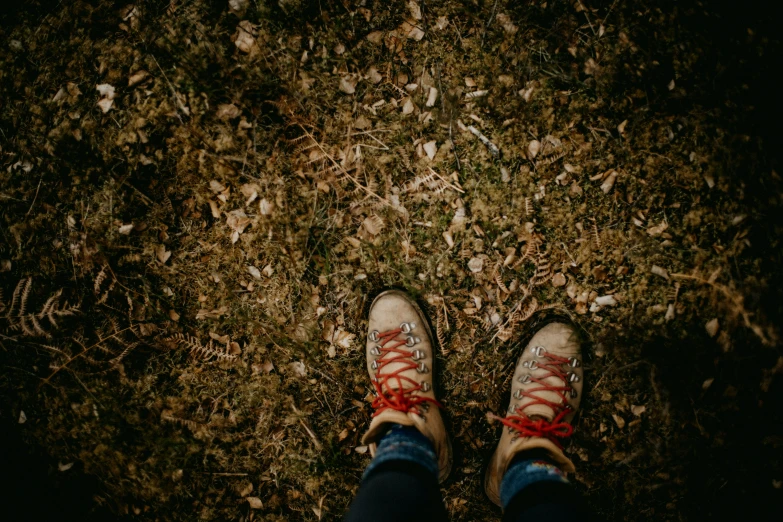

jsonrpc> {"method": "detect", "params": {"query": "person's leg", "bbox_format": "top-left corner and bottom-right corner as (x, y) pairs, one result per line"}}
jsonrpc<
(485, 322), (587, 520)
(500, 449), (586, 522)
(346, 290), (453, 520)
(345, 424), (448, 522)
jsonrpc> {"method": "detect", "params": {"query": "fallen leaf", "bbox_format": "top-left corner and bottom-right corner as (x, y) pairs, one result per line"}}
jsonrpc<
(527, 140), (541, 160)
(247, 265), (262, 279)
(647, 221), (668, 237)
(705, 318), (720, 338)
(600, 171), (618, 193)
(339, 76), (357, 94)
(631, 405), (646, 416)
(402, 97), (415, 115)
(96, 83), (115, 113)
(18, 410), (26, 424)
(288, 361), (307, 378)
(423, 140), (437, 160)
(128, 70), (148, 87)
(233, 21), (261, 55)
(156, 244), (171, 264)
(612, 414), (626, 429)
(367, 67), (383, 84)
(58, 462), (74, 471)
(118, 223), (134, 235)
(216, 103), (241, 120)
(247, 497), (263, 509)
(650, 265), (669, 279)
(239, 482), (254, 497)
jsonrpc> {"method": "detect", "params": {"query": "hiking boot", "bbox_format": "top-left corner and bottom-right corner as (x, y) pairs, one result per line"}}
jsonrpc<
(484, 322), (583, 506)
(360, 289), (453, 483)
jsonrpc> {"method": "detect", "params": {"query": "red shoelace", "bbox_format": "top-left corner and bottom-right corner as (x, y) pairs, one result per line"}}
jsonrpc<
(371, 327), (442, 417)
(490, 352), (575, 448)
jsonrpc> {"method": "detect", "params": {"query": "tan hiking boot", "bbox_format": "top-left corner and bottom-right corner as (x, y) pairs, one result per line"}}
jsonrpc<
(360, 289), (453, 483)
(484, 322), (583, 506)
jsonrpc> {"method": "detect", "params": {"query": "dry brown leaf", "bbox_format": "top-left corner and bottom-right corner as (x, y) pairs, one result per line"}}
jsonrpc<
(156, 244), (171, 264)
(217, 103), (241, 120)
(233, 21), (260, 54)
(339, 76), (357, 94)
(128, 70), (148, 87)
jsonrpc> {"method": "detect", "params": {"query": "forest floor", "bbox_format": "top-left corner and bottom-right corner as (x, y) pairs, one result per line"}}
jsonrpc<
(1, 1), (783, 520)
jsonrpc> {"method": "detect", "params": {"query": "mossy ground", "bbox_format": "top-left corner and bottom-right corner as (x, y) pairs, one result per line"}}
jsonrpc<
(1, 1), (782, 520)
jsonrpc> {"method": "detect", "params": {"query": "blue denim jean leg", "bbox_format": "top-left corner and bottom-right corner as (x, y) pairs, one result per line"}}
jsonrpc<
(363, 423), (439, 480)
(500, 457), (570, 509)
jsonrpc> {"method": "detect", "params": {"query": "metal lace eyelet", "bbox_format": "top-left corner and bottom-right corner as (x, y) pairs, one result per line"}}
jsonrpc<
(369, 330), (379, 342)
(420, 382), (431, 392)
(568, 372), (580, 383)
(406, 336), (416, 347)
(412, 349), (425, 360)
(518, 374), (531, 384)
(416, 362), (429, 374)
(569, 357), (581, 368)
(400, 322), (414, 333)
(513, 389), (524, 399)
(371, 360), (379, 370)
(532, 345), (546, 357)
(507, 405), (516, 414)
(419, 403), (430, 412)
(571, 389), (578, 398)
(523, 360), (538, 370)
(370, 346), (381, 356)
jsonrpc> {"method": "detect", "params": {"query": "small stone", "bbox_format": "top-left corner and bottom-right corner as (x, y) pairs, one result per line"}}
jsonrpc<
(552, 273), (567, 287)
(612, 414), (626, 429)
(468, 257), (484, 273)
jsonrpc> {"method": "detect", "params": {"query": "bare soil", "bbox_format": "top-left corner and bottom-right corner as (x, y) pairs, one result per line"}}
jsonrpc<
(1, 1), (782, 520)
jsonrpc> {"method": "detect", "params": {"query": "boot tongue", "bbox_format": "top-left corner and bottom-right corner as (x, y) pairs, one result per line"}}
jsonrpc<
(517, 373), (566, 420)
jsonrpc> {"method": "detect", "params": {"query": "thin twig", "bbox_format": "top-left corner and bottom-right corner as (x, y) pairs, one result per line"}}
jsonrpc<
(25, 175), (44, 216)
(481, 0), (501, 47)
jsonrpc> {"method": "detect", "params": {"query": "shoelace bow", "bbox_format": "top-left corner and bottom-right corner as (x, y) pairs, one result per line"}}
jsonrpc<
(490, 352), (575, 448)
(371, 327), (441, 417)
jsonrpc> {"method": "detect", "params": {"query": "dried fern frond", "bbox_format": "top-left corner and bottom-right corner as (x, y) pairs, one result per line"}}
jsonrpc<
(165, 333), (238, 362)
(94, 265), (117, 305)
(535, 150), (567, 167)
(525, 197), (534, 218)
(667, 282), (681, 304)
(4, 280), (78, 338)
(161, 412), (210, 434)
(512, 240), (539, 270)
(530, 248), (553, 287)
(494, 296), (540, 343)
(592, 220), (601, 249)
(401, 172), (437, 193)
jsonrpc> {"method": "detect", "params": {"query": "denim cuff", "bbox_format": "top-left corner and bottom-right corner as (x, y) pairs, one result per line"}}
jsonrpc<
(500, 458), (570, 509)
(363, 424), (439, 481)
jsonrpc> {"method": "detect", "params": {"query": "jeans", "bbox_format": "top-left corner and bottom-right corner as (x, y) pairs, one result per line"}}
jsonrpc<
(345, 425), (586, 522)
